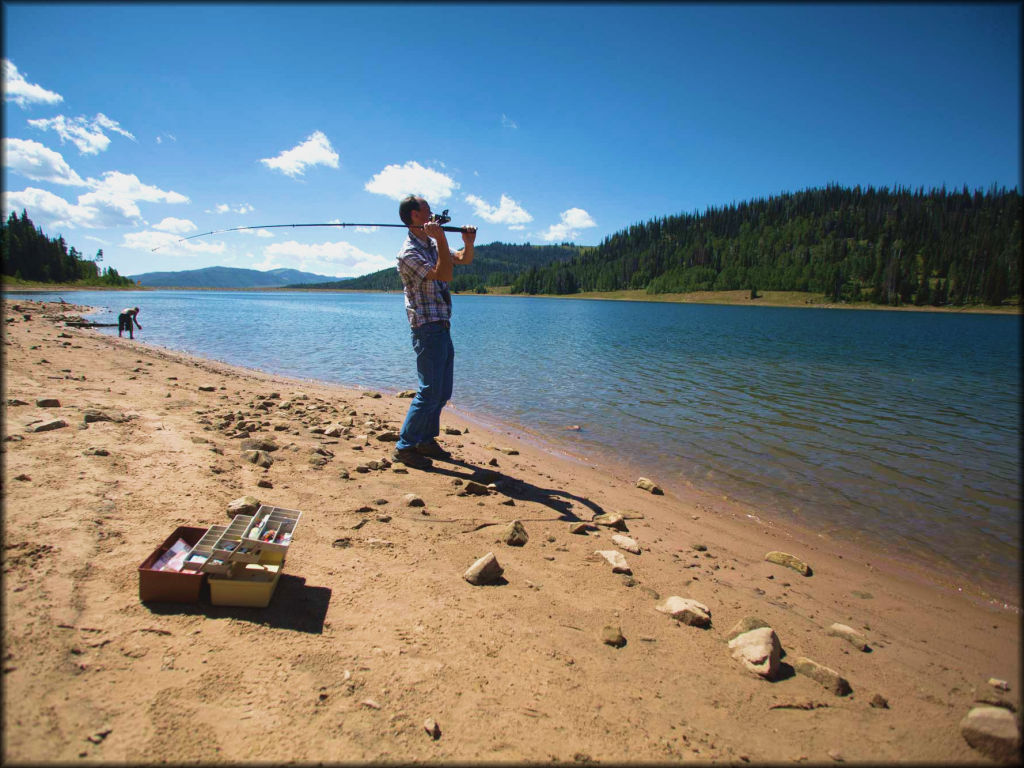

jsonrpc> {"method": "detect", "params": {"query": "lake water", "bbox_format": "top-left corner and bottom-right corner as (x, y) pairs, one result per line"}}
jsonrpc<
(16, 290), (1021, 604)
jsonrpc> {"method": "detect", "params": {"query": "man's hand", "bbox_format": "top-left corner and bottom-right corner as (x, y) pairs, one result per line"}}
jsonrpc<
(422, 221), (446, 242)
(461, 226), (476, 247)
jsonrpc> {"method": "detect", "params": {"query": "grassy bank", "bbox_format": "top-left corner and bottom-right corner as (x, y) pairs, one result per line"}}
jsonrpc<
(463, 287), (1022, 314)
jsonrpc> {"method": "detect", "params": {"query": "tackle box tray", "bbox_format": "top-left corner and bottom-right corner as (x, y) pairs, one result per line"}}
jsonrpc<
(208, 563), (282, 607)
(138, 526), (208, 603)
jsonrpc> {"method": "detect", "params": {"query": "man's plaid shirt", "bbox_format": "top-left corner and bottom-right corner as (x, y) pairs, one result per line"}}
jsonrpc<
(396, 233), (452, 328)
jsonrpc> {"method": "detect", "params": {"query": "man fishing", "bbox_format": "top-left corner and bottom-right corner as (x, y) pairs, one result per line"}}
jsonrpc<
(391, 196), (477, 469)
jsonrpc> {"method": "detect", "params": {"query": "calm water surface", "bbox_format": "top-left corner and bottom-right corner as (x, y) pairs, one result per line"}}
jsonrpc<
(21, 290), (1021, 602)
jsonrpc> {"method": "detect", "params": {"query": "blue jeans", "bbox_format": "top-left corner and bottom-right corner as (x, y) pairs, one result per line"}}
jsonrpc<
(396, 322), (454, 451)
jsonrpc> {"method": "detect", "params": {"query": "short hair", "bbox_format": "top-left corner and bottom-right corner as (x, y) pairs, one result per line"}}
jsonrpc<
(398, 195), (422, 226)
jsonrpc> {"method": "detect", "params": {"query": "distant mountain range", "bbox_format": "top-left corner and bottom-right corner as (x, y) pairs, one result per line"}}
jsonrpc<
(128, 266), (346, 288)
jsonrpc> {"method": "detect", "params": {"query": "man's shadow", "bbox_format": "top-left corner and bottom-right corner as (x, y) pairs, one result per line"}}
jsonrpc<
(421, 456), (608, 522)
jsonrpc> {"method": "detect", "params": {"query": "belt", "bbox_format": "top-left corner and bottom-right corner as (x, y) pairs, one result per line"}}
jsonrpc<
(417, 319), (450, 329)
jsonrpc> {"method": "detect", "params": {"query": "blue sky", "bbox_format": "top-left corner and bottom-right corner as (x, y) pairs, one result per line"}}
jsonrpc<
(2, 2), (1020, 279)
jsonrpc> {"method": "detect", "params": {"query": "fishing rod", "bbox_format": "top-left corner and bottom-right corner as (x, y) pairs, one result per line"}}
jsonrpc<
(150, 210), (472, 252)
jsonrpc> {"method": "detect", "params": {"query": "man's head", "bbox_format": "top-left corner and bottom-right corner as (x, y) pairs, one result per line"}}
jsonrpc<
(399, 195), (431, 227)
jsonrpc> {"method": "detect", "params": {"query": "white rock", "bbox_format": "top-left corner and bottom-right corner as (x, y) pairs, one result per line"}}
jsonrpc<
(828, 622), (869, 651)
(728, 626), (781, 679)
(656, 596), (711, 628)
(594, 549), (631, 574)
(959, 705), (1021, 762)
(611, 534), (641, 554)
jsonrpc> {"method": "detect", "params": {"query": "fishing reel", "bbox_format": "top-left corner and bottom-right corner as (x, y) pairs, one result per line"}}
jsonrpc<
(429, 209), (452, 225)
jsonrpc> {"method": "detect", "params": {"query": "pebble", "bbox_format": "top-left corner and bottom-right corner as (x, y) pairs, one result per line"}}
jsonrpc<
(403, 493), (426, 507)
(828, 622), (870, 652)
(593, 549), (631, 574)
(656, 597), (711, 628)
(611, 534), (641, 554)
(464, 552), (504, 585)
(424, 717), (441, 739)
(764, 551), (813, 576)
(728, 627), (782, 680)
(502, 520), (529, 547)
(792, 657), (852, 696)
(635, 477), (663, 494)
(601, 625), (626, 648)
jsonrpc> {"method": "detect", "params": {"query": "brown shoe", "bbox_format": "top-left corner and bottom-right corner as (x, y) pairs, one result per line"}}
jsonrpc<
(415, 440), (452, 459)
(392, 447), (432, 469)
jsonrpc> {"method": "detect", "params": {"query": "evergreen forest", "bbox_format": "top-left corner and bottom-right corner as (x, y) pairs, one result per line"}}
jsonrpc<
(510, 184), (1021, 306)
(1, 210), (135, 287)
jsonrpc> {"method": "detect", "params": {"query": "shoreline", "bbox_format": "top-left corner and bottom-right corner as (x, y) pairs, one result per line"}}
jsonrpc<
(5, 283), (1021, 315)
(3, 299), (1021, 763)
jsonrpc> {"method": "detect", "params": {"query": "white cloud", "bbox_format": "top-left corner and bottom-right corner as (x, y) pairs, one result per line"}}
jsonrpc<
(258, 240), (391, 277)
(364, 161), (459, 202)
(541, 207), (597, 242)
(156, 133), (176, 145)
(465, 193), (532, 229)
(152, 217), (196, 234)
(2, 59), (63, 108)
(501, 114), (518, 130)
(78, 171), (189, 224)
(3, 187), (102, 229)
(237, 227), (274, 238)
(3, 138), (87, 186)
(28, 113), (135, 155)
(207, 202), (254, 214)
(4, 171), (190, 230)
(260, 131), (339, 177)
(354, 226), (379, 233)
(121, 229), (226, 256)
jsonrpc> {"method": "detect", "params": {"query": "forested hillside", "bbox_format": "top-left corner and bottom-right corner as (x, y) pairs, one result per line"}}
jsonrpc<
(512, 185), (1020, 306)
(1, 211), (134, 286)
(289, 242), (581, 292)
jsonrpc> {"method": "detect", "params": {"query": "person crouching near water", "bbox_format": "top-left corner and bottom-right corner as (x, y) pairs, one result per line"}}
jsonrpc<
(118, 306), (142, 339)
(391, 195), (476, 469)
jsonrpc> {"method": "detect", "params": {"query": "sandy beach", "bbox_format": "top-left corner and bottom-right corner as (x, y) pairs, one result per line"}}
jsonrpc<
(2, 298), (1020, 764)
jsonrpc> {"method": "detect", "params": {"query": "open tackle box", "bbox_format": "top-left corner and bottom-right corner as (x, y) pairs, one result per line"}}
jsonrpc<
(140, 505), (301, 607)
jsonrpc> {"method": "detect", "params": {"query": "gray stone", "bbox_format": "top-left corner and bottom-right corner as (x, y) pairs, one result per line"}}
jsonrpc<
(227, 496), (261, 517)
(424, 717), (441, 740)
(727, 616), (771, 641)
(242, 449), (274, 468)
(82, 409), (115, 423)
(793, 657), (852, 696)
(323, 423), (347, 437)
(375, 431), (399, 442)
(240, 437), (279, 452)
(403, 493), (425, 507)
(82, 448), (110, 456)
(828, 622), (870, 652)
(36, 397), (61, 407)
(728, 627), (782, 680)
(656, 596), (711, 628)
(198, 385), (216, 392)
(611, 534), (641, 554)
(502, 520), (529, 547)
(869, 694), (889, 709)
(765, 551), (813, 576)
(464, 552), (504, 585)
(569, 522), (594, 535)
(593, 549), (632, 574)
(27, 419), (67, 433)
(459, 481), (490, 496)
(959, 705), (1021, 763)
(6, 399), (29, 406)
(636, 476), (663, 494)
